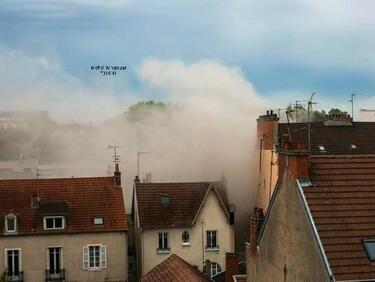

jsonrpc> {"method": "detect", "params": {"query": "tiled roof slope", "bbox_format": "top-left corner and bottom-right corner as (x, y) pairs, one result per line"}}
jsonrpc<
(304, 155), (375, 281)
(0, 177), (127, 236)
(278, 122), (375, 155)
(141, 254), (211, 282)
(135, 181), (228, 230)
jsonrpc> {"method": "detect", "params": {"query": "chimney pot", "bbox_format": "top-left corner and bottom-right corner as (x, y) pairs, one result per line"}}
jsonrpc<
(113, 164), (121, 187)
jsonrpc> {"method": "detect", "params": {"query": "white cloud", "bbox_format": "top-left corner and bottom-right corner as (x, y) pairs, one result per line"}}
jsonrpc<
(0, 47), (129, 122)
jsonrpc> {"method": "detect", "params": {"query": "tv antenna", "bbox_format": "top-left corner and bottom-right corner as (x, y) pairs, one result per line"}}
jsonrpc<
(108, 145), (124, 164)
(348, 92), (358, 121)
(137, 151), (150, 177)
(294, 100), (308, 122)
(307, 92), (317, 152)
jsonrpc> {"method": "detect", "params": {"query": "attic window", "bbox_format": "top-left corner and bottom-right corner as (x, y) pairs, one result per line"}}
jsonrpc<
(298, 177), (312, 188)
(318, 145), (326, 153)
(160, 193), (170, 205)
(5, 214), (17, 234)
(351, 144), (357, 149)
(363, 239), (375, 261)
(94, 218), (103, 225)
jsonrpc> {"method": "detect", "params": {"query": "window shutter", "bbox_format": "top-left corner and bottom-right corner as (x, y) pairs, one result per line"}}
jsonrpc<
(83, 246), (89, 269)
(61, 248), (64, 269)
(100, 245), (107, 268)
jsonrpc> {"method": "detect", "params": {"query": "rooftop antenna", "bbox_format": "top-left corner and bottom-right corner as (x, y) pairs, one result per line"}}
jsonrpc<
(295, 100), (308, 122)
(137, 151), (149, 177)
(307, 92), (317, 152)
(348, 92), (358, 121)
(108, 145), (124, 172)
(285, 109), (295, 143)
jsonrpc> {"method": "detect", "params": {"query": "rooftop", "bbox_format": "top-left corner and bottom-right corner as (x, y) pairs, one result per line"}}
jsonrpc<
(304, 155), (375, 280)
(0, 176), (127, 236)
(134, 181), (229, 230)
(278, 122), (375, 155)
(140, 254), (211, 282)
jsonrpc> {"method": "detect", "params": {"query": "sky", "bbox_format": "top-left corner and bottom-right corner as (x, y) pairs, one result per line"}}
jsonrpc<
(0, 0), (374, 121)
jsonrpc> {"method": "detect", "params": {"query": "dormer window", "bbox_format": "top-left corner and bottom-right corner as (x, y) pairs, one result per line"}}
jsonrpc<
(5, 214), (17, 234)
(43, 216), (65, 230)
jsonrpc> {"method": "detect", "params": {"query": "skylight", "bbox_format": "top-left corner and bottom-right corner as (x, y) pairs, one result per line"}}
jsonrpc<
(160, 193), (170, 205)
(363, 239), (375, 261)
(318, 145), (326, 152)
(351, 144), (357, 149)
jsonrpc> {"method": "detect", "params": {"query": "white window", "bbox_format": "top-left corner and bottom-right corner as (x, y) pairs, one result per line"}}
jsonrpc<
(182, 231), (190, 245)
(204, 262), (221, 277)
(47, 247), (63, 276)
(158, 232), (170, 252)
(83, 245), (107, 270)
(206, 230), (218, 249)
(43, 216), (65, 230)
(5, 214), (17, 233)
(94, 217), (103, 225)
(5, 249), (22, 279)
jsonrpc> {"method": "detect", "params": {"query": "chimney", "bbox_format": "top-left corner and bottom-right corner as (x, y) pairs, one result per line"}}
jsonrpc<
(257, 110), (279, 150)
(250, 207), (264, 256)
(324, 112), (352, 126)
(134, 175), (140, 183)
(114, 163), (121, 187)
(278, 142), (309, 183)
(225, 253), (240, 282)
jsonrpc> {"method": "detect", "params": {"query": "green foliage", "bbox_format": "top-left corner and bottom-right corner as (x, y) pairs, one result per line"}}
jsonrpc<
(328, 108), (346, 115)
(127, 100), (169, 122)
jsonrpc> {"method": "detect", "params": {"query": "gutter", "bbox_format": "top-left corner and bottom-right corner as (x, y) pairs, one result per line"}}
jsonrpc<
(296, 179), (335, 282)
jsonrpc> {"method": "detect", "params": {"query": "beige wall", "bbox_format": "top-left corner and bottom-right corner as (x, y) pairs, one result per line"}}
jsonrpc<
(258, 149), (278, 212)
(247, 173), (328, 282)
(137, 190), (234, 276)
(0, 232), (127, 282)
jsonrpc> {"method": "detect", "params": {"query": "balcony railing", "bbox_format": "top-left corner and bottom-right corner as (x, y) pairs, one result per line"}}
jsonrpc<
(45, 269), (65, 282)
(3, 271), (24, 282)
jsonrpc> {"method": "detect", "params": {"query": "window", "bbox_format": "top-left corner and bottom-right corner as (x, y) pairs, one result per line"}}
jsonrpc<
(160, 193), (170, 205)
(94, 217), (103, 225)
(206, 230), (218, 249)
(83, 245), (107, 270)
(5, 249), (21, 278)
(363, 239), (375, 261)
(318, 145), (326, 153)
(43, 216), (65, 230)
(203, 261), (221, 277)
(157, 232), (170, 252)
(182, 231), (190, 245)
(5, 214), (17, 233)
(48, 247), (63, 275)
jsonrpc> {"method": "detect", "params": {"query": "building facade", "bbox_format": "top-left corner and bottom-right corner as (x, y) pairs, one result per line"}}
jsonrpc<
(133, 181), (235, 280)
(0, 167), (128, 282)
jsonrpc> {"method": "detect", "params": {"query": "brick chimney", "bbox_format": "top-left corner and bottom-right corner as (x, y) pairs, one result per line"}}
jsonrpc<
(278, 141), (309, 183)
(324, 112), (352, 126)
(114, 163), (121, 187)
(225, 253), (240, 282)
(257, 110), (279, 150)
(133, 175), (140, 183)
(250, 207), (264, 256)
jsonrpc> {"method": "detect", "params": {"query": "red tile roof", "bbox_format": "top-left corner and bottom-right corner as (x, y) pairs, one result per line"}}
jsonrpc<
(278, 122), (375, 155)
(135, 181), (229, 230)
(0, 176), (127, 236)
(141, 254), (211, 282)
(304, 155), (375, 281)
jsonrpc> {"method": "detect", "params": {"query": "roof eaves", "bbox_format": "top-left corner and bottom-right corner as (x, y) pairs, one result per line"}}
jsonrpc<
(296, 179), (335, 282)
(257, 180), (280, 244)
(191, 183), (213, 226)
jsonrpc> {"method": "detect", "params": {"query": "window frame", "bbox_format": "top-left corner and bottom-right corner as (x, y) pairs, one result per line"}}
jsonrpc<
(43, 216), (65, 230)
(157, 232), (170, 253)
(4, 248), (22, 277)
(206, 230), (219, 250)
(363, 239), (375, 261)
(47, 246), (63, 275)
(182, 231), (190, 246)
(4, 214), (17, 234)
(83, 244), (107, 270)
